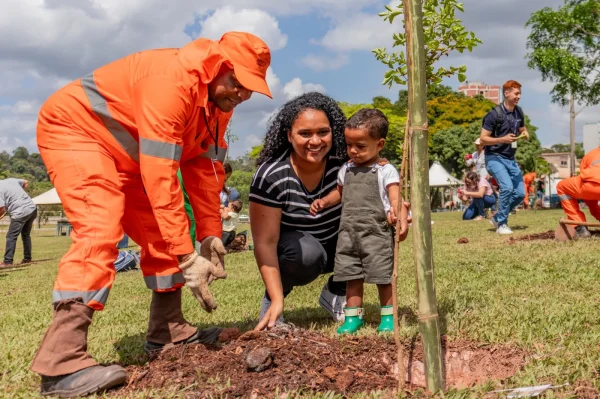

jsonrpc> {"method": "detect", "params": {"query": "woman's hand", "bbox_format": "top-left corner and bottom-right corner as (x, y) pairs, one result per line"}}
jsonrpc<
(254, 297), (284, 331)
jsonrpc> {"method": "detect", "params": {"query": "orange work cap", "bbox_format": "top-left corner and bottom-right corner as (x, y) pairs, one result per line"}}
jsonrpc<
(218, 31), (273, 99)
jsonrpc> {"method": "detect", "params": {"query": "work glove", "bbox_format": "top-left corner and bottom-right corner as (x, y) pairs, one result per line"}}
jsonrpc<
(179, 252), (227, 312)
(200, 236), (227, 284)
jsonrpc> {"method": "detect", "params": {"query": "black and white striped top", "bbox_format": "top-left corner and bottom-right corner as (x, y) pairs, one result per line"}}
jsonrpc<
(250, 150), (343, 245)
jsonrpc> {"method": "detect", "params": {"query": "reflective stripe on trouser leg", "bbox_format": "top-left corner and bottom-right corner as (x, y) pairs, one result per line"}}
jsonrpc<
(557, 177), (586, 222)
(52, 288), (110, 308)
(120, 181), (185, 292)
(144, 273), (186, 290)
(38, 145), (125, 311)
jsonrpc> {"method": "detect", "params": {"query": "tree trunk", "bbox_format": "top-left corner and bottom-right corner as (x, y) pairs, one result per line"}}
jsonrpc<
(570, 95), (576, 177)
(403, 0), (445, 393)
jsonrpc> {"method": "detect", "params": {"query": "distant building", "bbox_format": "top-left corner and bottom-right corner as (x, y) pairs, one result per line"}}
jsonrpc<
(540, 152), (580, 179)
(458, 81), (501, 104)
(583, 123), (600, 155)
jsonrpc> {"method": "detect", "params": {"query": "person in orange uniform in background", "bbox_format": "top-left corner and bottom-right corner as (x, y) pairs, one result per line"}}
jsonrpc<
(557, 147), (600, 238)
(522, 171), (536, 209)
(31, 32), (272, 397)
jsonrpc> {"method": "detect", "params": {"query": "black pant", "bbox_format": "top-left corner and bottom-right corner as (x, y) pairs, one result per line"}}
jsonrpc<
(4, 209), (37, 264)
(266, 230), (346, 300)
(222, 230), (236, 247)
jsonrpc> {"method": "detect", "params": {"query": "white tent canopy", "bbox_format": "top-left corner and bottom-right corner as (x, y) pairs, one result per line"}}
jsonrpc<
(429, 161), (462, 187)
(32, 188), (61, 205)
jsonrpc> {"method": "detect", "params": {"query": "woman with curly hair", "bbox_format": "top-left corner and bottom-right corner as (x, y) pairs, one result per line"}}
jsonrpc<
(250, 92), (348, 330)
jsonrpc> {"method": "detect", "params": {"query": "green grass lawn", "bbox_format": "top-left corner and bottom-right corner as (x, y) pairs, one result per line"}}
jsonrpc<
(1, 209), (600, 398)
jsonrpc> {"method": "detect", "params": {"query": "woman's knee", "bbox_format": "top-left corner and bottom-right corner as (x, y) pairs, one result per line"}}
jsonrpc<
(278, 231), (327, 285)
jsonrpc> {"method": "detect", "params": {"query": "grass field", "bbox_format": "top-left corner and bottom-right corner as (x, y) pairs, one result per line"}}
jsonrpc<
(1, 209), (600, 398)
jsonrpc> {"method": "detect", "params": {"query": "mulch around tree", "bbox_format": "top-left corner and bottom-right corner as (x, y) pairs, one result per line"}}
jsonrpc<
(117, 325), (528, 398)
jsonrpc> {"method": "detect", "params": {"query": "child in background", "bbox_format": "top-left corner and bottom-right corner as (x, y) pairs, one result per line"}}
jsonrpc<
(310, 108), (409, 334)
(220, 163), (233, 206)
(221, 200), (242, 247)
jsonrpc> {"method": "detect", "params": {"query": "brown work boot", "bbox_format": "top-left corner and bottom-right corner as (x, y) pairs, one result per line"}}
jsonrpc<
(144, 289), (221, 354)
(39, 365), (127, 398)
(31, 299), (127, 397)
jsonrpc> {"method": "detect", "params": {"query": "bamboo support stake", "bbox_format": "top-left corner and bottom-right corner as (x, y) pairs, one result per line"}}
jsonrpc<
(403, 0), (445, 392)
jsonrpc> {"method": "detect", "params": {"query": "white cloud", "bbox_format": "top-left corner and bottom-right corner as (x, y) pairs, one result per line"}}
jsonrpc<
(197, 7), (288, 51)
(245, 134), (264, 147)
(317, 13), (396, 52)
(225, 69), (327, 156)
(301, 53), (349, 71)
(258, 109), (279, 128)
(545, 103), (600, 142)
(283, 78), (326, 100)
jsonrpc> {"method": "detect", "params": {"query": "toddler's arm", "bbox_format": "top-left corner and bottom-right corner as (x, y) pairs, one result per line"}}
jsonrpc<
(310, 185), (342, 216)
(220, 207), (231, 220)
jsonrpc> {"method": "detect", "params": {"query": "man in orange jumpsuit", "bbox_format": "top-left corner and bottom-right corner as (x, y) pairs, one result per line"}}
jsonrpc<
(557, 147), (600, 238)
(522, 171), (536, 209)
(31, 32), (272, 397)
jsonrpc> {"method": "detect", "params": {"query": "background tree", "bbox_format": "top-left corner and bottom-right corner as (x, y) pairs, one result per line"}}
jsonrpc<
(547, 142), (585, 158)
(339, 101), (407, 165)
(227, 171), (254, 207)
(526, 0), (600, 176)
(373, 0), (482, 87)
(224, 122), (238, 162)
(427, 93), (495, 134)
(1, 147), (49, 182)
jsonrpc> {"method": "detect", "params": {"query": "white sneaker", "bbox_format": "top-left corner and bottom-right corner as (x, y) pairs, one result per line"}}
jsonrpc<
(489, 217), (499, 229)
(259, 294), (285, 324)
(319, 283), (346, 322)
(496, 224), (513, 235)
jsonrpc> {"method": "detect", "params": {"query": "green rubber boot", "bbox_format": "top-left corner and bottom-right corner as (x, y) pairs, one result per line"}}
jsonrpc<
(377, 305), (394, 333)
(337, 307), (364, 335)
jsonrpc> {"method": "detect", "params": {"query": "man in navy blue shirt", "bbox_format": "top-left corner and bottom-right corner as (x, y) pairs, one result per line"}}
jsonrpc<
(479, 80), (530, 235)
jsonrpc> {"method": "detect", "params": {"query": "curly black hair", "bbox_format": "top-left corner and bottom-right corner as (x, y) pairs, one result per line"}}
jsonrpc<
(257, 92), (348, 165)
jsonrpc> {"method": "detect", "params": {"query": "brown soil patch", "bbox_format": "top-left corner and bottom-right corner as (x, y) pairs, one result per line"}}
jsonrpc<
(569, 380), (600, 399)
(118, 325), (527, 398)
(507, 229), (600, 244)
(507, 230), (555, 244)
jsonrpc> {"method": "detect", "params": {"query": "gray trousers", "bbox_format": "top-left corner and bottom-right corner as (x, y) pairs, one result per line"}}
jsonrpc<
(265, 230), (346, 300)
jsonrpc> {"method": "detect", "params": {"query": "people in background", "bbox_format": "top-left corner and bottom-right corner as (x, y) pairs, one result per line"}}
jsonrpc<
(460, 171), (496, 221)
(522, 172), (536, 209)
(465, 138), (488, 178)
(0, 178), (37, 267)
(480, 80), (529, 235)
(536, 175), (546, 208)
(221, 200), (242, 247)
(557, 147), (600, 238)
(220, 163), (233, 206)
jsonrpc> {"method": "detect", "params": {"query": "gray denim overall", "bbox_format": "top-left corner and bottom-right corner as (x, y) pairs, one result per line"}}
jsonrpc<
(333, 165), (394, 285)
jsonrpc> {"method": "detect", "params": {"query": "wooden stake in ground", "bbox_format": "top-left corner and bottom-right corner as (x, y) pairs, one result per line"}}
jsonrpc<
(391, 117), (410, 392)
(403, 0), (445, 392)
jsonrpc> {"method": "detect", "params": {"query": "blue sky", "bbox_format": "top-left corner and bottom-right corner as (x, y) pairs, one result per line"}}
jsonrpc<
(1, 0), (598, 158)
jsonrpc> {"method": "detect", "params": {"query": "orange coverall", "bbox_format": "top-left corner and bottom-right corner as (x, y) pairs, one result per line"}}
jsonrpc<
(522, 172), (536, 208)
(557, 147), (600, 222)
(36, 37), (242, 311)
